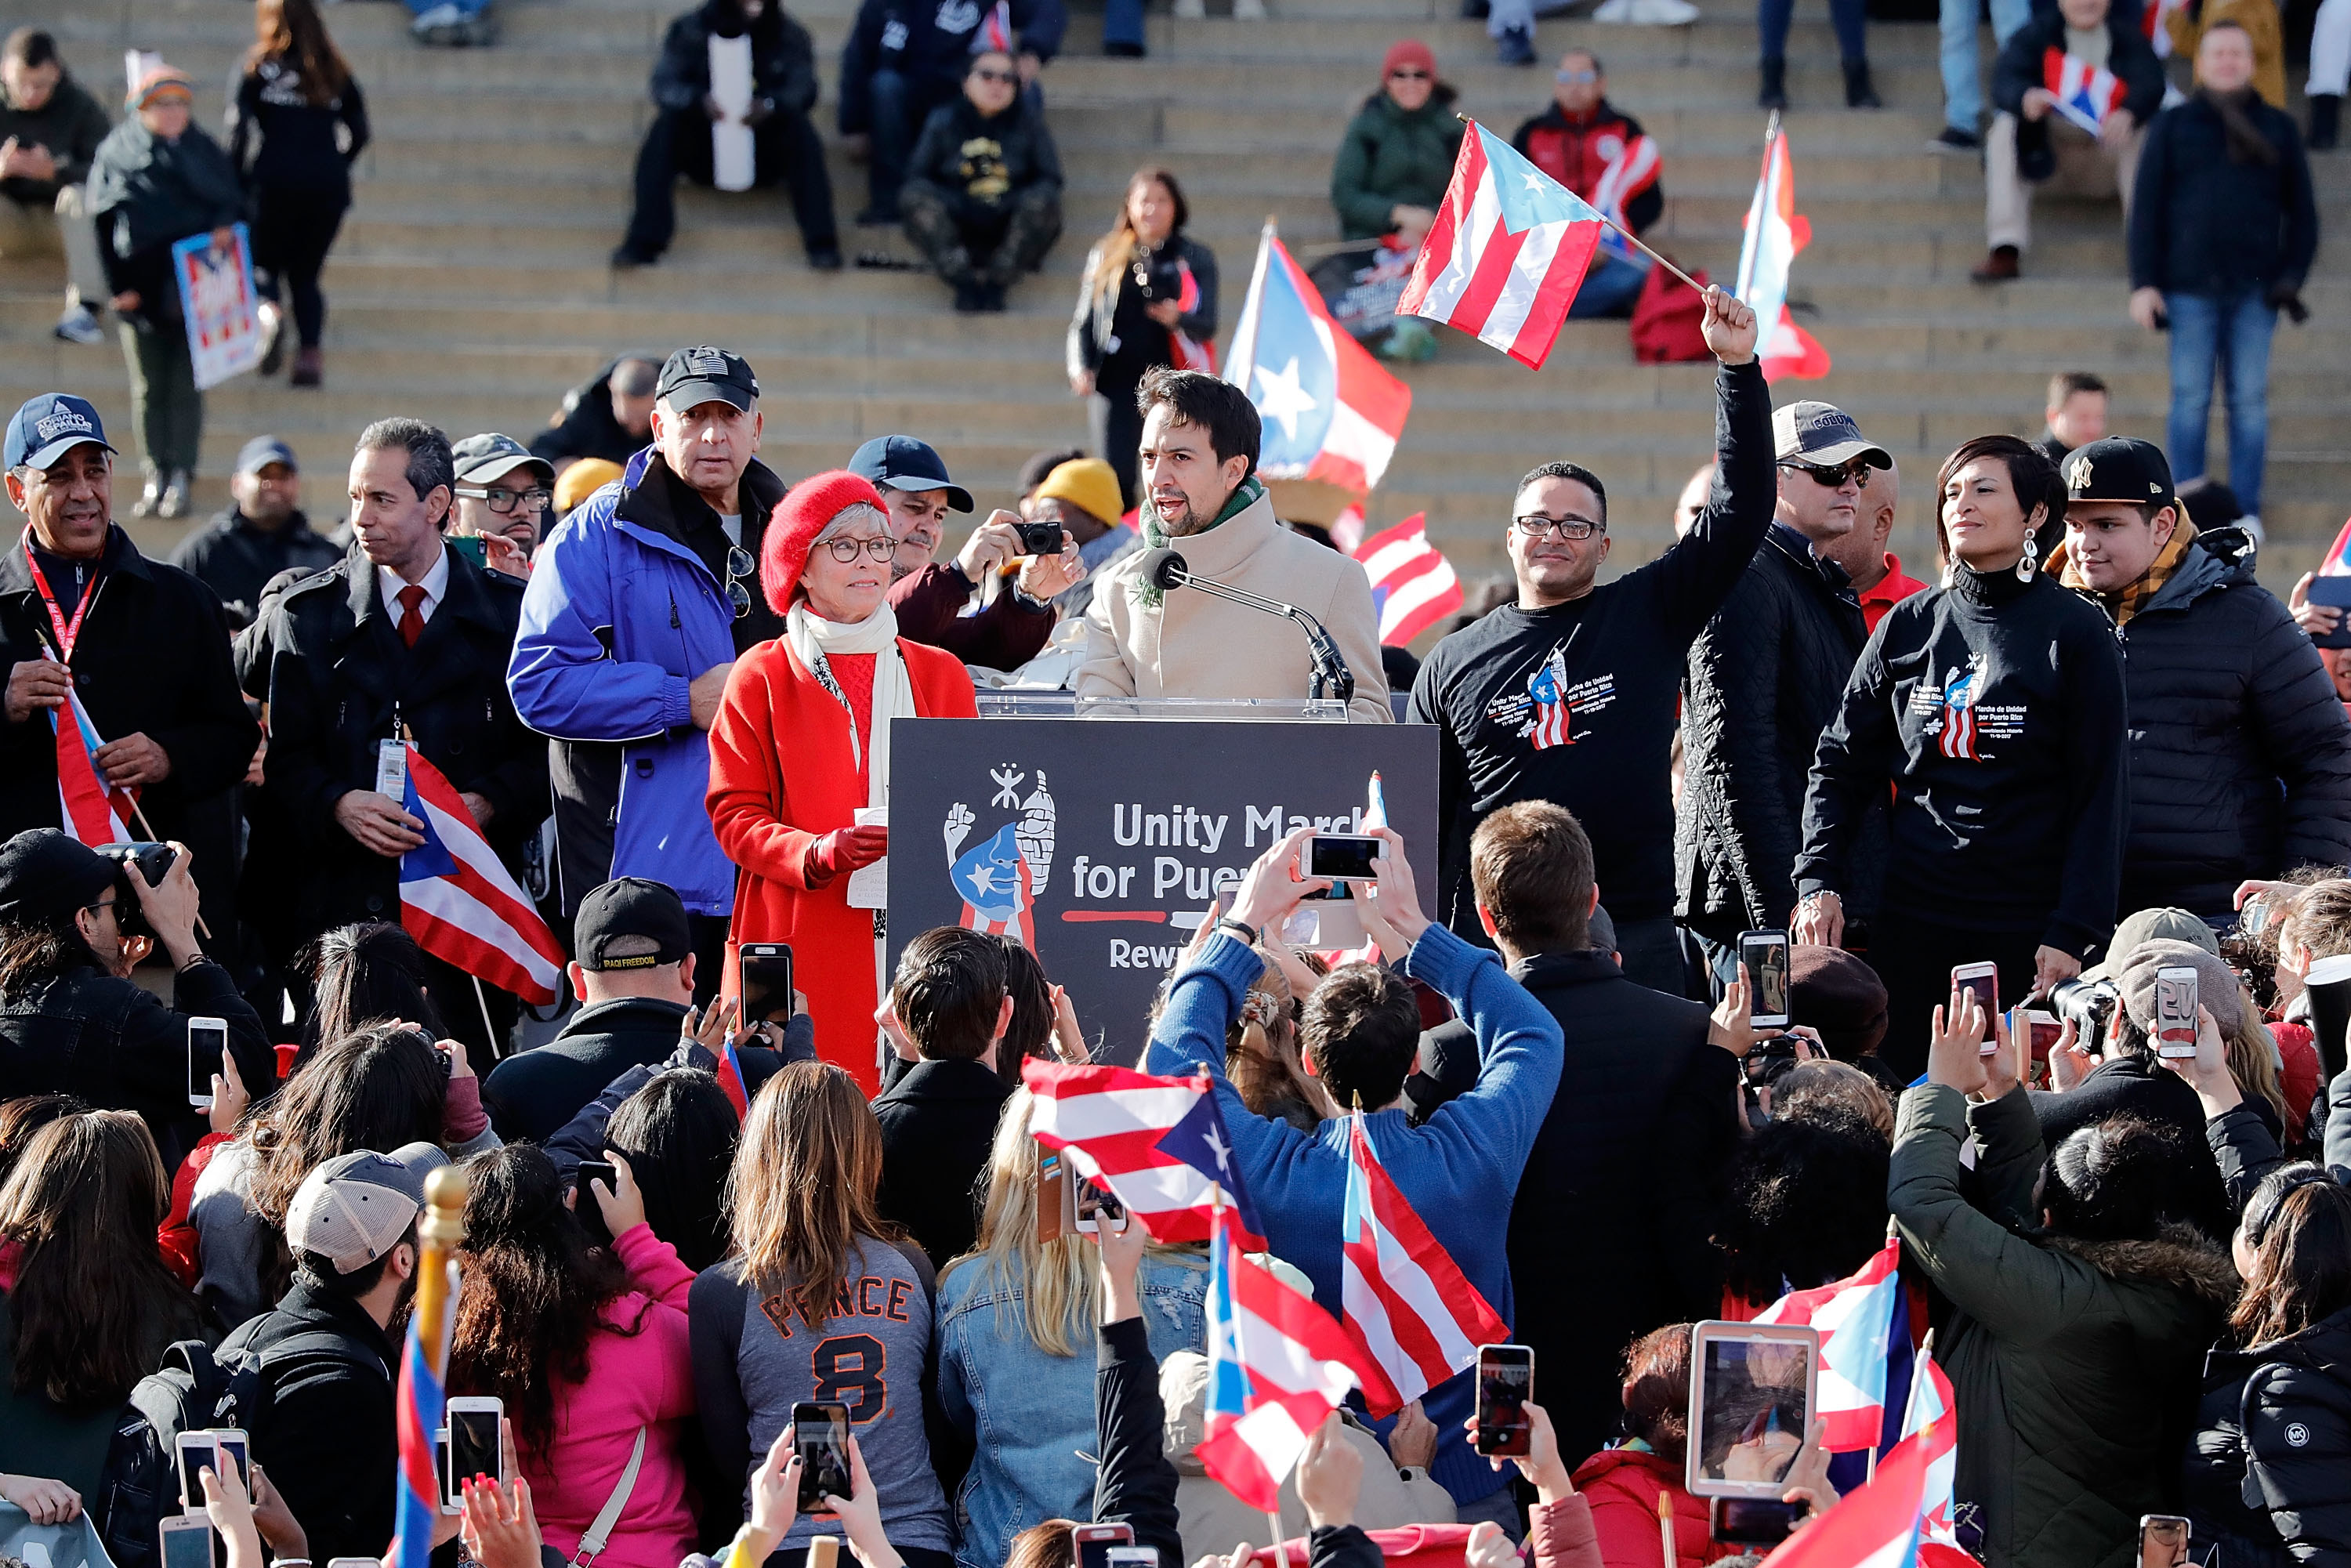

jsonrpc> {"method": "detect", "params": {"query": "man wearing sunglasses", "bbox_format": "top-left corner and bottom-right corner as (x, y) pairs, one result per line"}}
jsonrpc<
(512, 346), (789, 998)
(451, 432), (556, 573)
(1677, 400), (1893, 990)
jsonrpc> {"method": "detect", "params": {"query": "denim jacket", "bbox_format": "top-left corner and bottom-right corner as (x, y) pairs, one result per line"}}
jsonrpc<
(937, 1251), (1208, 1568)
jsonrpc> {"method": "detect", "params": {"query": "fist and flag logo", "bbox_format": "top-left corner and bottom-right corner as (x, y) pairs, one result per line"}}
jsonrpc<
(944, 763), (1055, 947)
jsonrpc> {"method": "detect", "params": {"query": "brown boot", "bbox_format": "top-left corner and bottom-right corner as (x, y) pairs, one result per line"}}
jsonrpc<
(290, 346), (323, 387)
(1969, 244), (2020, 283)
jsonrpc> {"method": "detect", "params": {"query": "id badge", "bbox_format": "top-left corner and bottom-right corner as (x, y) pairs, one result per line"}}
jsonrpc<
(375, 737), (408, 801)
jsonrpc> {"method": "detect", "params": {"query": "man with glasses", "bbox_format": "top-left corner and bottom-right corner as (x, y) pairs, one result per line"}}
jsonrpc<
(1676, 401), (1893, 989)
(511, 346), (785, 995)
(249, 418), (545, 1059)
(451, 433), (556, 574)
(1510, 50), (1666, 318)
(1406, 288), (1766, 996)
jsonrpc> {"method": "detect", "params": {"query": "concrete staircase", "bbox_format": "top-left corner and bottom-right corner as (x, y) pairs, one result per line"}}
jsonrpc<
(10, 0), (2347, 592)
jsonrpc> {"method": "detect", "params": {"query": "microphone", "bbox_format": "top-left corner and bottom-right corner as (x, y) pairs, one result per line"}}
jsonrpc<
(1129, 548), (1357, 708)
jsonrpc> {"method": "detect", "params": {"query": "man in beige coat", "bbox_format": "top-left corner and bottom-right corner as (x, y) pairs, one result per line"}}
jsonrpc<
(1074, 368), (1391, 722)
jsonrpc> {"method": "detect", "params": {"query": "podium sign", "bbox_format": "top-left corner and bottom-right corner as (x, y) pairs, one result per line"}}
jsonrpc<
(886, 718), (1440, 1064)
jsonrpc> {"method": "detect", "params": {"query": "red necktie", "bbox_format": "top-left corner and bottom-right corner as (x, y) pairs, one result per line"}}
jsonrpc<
(397, 584), (427, 649)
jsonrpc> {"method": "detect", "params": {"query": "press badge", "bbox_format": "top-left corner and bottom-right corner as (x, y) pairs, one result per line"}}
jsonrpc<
(375, 738), (408, 800)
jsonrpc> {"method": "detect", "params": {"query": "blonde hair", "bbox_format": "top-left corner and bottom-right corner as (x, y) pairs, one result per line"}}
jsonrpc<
(944, 1092), (1105, 1356)
(1225, 949), (1328, 1128)
(726, 1062), (901, 1331)
(2228, 1004), (2292, 1132)
(2279, 879), (2351, 966)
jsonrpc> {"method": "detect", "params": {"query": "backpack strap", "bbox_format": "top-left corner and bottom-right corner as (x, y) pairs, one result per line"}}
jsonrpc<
(567, 1428), (647, 1568)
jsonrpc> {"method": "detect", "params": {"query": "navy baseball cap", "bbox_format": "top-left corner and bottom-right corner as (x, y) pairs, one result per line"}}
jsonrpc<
(234, 435), (299, 476)
(451, 432), (555, 487)
(849, 435), (973, 513)
(5, 394), (115, 472)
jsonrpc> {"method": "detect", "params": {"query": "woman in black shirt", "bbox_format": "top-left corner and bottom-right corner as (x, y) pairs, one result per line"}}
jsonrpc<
(1795, 434), (2128, 1076)
(228, 0), (368, 387)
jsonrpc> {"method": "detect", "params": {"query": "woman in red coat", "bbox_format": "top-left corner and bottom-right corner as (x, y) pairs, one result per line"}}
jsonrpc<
(707, 470), (978, 1095)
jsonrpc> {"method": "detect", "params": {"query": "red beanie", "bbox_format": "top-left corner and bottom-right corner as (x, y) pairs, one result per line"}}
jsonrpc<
(761, 469), (890, 615)
(1380, 38), (1436, 81)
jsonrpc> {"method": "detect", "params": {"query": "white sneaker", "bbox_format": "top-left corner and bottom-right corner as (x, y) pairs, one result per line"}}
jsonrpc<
(1232, 0), (1266, 18)
(53, 302), (103, 344)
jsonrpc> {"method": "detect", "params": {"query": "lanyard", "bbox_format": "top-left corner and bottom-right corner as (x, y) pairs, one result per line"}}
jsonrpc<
(21, 534), (99, 664)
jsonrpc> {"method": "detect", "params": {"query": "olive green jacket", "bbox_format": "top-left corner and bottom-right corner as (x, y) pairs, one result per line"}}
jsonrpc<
(1330, 85), (1464, 241)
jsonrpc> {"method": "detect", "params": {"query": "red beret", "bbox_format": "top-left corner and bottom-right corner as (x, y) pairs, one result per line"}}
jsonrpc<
(761, 469), (889, 615)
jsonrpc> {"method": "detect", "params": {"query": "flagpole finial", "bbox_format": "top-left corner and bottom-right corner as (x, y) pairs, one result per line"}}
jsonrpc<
(1764, 107), (1783, 145)
(422, 1164), (469, 1251)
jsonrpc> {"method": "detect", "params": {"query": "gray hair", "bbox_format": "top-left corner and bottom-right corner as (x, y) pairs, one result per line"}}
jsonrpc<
(814, 501), (890, 541)
(354, 418), (455, 508)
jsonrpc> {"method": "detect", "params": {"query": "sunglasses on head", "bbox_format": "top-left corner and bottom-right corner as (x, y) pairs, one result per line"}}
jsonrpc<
(1780, 458), (1874, 489)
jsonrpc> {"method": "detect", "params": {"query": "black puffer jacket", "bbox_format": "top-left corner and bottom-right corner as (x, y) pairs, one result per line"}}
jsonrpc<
(1678, 526), (1879, 940)
(2074, 529), (2351, 919)
(2188, 1305), (2351, 1568)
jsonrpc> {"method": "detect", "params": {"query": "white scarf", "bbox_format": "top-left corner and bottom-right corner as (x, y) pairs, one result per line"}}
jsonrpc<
(787, 599), (913, 813)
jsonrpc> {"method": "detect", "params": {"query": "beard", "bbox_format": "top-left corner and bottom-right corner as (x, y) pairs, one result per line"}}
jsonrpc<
(1154, 496), (1210, 538)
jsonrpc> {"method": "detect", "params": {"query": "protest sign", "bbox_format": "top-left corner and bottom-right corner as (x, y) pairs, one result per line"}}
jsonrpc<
(171, 223), (263, 389)
(888, 717), (1440, 1063)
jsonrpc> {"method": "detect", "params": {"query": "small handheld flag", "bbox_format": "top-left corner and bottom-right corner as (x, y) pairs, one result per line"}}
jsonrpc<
(2043, 49), (2130, 136)
(1734, 118), (1832, 384)
(1756, 1237), (1904, 1452)
(1023, 1059), (1267, 1246)
(397, 745), (564, 1006)
(393, 1165), (468, 1568)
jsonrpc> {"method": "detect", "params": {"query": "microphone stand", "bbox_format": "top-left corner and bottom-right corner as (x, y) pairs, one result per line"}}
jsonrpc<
(1158, 563), (1357, 708)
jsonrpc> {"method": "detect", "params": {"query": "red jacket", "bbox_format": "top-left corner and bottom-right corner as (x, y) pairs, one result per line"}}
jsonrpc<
(2270, 1017), (2320, 1143)
(706, 635), (976, 1094)
(1569, 1448), (1734, 1568)
(159, 1131), (232, 1289)
(1509, 102), (1664, 233)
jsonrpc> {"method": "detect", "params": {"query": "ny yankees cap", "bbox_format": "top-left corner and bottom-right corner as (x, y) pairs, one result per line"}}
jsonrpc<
(1772, 400), (1892, 471)
(285, 1142), (451, 1276)
(657, 346), (760, 413)
(2063, 436), (2174, 514)
(5, 393), (115, 472)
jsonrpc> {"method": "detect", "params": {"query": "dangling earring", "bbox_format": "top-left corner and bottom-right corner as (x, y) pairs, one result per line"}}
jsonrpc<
(2016, 530), (2039, 584)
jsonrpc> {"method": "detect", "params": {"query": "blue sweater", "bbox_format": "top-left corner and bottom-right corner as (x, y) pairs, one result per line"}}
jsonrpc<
(1143, 922), (1563, 1505)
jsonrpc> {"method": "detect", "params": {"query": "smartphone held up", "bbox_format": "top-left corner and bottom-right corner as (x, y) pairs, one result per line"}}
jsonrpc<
(2154, 966), (2201, 1059)
(1473, 1344), (1534, 1456)
(1737, 930), (1790, 1029)
(793, 1402), (853, 1512)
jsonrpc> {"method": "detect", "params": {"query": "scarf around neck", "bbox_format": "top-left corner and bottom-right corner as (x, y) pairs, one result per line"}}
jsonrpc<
(2054, 517), (2199, 628)
(786, 601), (910, 811)
(1135, 475), (1265, 607)
(2197, 85), (2280, 165)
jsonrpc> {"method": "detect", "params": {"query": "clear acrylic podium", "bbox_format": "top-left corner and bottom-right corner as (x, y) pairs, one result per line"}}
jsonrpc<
(973, 693), (1352, 722)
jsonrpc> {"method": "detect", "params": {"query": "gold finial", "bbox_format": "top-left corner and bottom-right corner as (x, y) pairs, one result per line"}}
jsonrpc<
(420, 1163), (469, 1249)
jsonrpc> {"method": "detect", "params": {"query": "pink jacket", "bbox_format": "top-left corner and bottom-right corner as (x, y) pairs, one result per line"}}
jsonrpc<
(519, 1224), (699, 1568)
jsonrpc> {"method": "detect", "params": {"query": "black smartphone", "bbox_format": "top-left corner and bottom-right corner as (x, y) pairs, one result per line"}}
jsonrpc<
(1473, 1344), (1534, 1456)
(576, 1159), (618, 1193)
(740, 943), (794, 1024)
(448, 533), (490, 568)
(188, 1016), (228, 1111)
(1014, 520), (1066, 556)
(447, 1398), (503, 1488)
(1306, 833), (1382, 883)
(1712, 1497), (1805, 1546)
(1738, 929), (1791, 1028)
(1072, 1523), (1136, 1568)
(793, 1401), (852, 1512)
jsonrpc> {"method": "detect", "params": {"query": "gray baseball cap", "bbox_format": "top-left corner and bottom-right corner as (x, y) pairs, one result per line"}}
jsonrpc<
(1772, 401), (1893, 470)
(286, 1142), (451, 1276)
(451, 432), (554, 487)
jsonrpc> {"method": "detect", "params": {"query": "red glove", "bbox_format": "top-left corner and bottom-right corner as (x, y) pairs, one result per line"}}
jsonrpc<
(804, 824), (889, 885)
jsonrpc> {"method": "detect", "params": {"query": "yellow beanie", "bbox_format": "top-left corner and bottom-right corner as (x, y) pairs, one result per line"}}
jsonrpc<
(1033, 458), (1124, 530)
(555, 458), (625, 514)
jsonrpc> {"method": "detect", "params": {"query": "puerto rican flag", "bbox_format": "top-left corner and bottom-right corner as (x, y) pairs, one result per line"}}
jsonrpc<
(1759, 1425), (1931, 1568)
(391, 1302), (449, 1568)
(715, 1040), (752, 1117)
(1224, 224), (1411, 496)
(1339, 1112), (1511, 1417)
(1890, 1353), (1978, 1568)
(1938, 668), (1982, 762)
(1351, 514), (1462, 646)
(1527, 651), (1571, 750)
(2317, 516), (2351, 576)
(1736, 125), (1832, 383)
(1201, 1201), (1365, 1512)
(1757, 1238), (1904, 1452)
(53, 689), (136, 846)
(1590, 132), (1662, 266)
(397, 744), (563, 1005)
(1023, 1060), (1267, 1247)
(2140, 0), (2186, 56)
(2044, 49), (2131, 135)
(1400, 121), (1608, 370)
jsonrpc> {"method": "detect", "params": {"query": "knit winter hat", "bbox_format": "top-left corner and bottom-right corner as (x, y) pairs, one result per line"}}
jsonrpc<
(1788, 944), (1890, 1060)
(1033, 458), (1123, 531)
(2117, 938), (2244, 1037)
(129, 64), (194, 110)
(1380, 39), (1436, 81)
(761, 469), (890, 614)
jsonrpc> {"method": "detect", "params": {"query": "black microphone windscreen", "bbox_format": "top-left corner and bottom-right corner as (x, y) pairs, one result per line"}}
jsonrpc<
(1138, 548), (1189, 592)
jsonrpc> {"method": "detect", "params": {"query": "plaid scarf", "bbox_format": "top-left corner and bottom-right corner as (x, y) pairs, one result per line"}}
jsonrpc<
(2052, 516), (2198, 628)
(1133, 475), (1266, 607)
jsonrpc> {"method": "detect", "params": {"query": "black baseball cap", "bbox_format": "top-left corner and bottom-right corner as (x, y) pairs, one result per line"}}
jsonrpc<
(234, 435), (299, 477)
(1772, 400), (1892, 470)
(656, 346), (760, 414)
(574, 876), (693, 970)
(2063, 436), (2175, 513)
(0, 828), (115, 921)
(849, 434), (973, 512)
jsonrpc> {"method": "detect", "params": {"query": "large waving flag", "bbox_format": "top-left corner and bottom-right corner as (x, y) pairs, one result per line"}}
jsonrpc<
(1757, 1238), (1904, 1452)
(1351, 514), (1462, 646)
(398, 745), (563, 1005)
(2043, 49), (2130, 135)
(1023, 1060), (1267, 1246)
(1201, 1203), (1364, 1512)
(1340, 1112), (1511, 1416)
(1224, 224), (1411, 496)
(391, 1308), (447, 1568)
(1400, 121), (1609, 370)
(1759, 1429), (1929, 1568)
(1892, 1352), (1976, 1568)
(53, 690), (136, 846)
(1734, 124), (1832, 384)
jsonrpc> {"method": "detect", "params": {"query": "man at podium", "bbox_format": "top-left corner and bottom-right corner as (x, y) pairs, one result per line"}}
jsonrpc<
(1074, 369), (1391, 722)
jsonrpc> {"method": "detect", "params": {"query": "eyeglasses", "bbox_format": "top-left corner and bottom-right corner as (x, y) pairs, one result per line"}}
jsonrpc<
(970, 67), (1017, 84)
(724, 545), (755, 619)
(455, 484), (552, 515)
(83, 896), (117, 916)
(1555, 68), (1598, 83)
(1512, 515), (1606, 541)
(1387, 67), (1431, 81)
(822, 534), (899, 564)
(1779, 459), (1873, 490)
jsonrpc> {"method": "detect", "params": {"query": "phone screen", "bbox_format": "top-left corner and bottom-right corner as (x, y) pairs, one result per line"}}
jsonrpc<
(740, 946), (795, 1024)
(1306, 835), (1382, 882)
(1074, 1176), (1127, 1233)
(1104, 1548), (1158, 1568)
(2139, 1515), (2190, 1568)
(1951, 963), (2000, 1016)
(576, 1160), (618, 1193)
(1474, 1345), (1534, 1456)
(449, 1407), (501, 1487)
(1738, 933), (1790, 1023)
(161, 1521), (216, 1568)
(212, 1433), (248, 1489)
(188, 1017), (228, 1106)
(179, 1437), (218, 1510)
(794, 1403), (851, 1512)
(1694, 1333), (1813, 1490)
(2154, 968), (2200, 1056)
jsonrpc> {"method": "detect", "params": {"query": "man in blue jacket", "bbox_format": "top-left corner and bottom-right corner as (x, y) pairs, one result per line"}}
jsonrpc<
(1144, 822), (1563, 1529)
(509, 345), (787, 999)
(837, 0), (1064, 223)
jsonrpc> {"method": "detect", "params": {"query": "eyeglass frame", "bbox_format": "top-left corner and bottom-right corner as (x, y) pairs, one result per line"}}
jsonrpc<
(1777, 458), (1874, 490)
(969, 65), (1018, 84)
(1512, 513), (1607, 541)
(820, 534), (900, 564)
(454, 483), (553, 516)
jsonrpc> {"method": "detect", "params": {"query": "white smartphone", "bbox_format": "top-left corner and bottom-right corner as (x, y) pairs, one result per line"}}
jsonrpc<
(187, 1016), (229, 1110)
(208, 1429), (249, 1490)
(1737, 930), (1791, 1028)
(159, 1512), (216, 1568)
(176, 1430), (223, 1515)
(1951, 962), (2000, 1052)
(446, 1396), (505, 1489)
(1072, 1175), (1130, 1235)
(436, 1429), (458, 1515)
(2155, 966), (2200, 1059)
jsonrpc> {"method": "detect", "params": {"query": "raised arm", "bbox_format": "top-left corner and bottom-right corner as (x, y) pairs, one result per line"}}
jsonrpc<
(1648, 296), (1773, 645)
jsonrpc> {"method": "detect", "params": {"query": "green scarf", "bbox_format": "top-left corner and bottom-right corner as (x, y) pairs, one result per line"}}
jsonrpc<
(1135, 476), (1265, 607)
